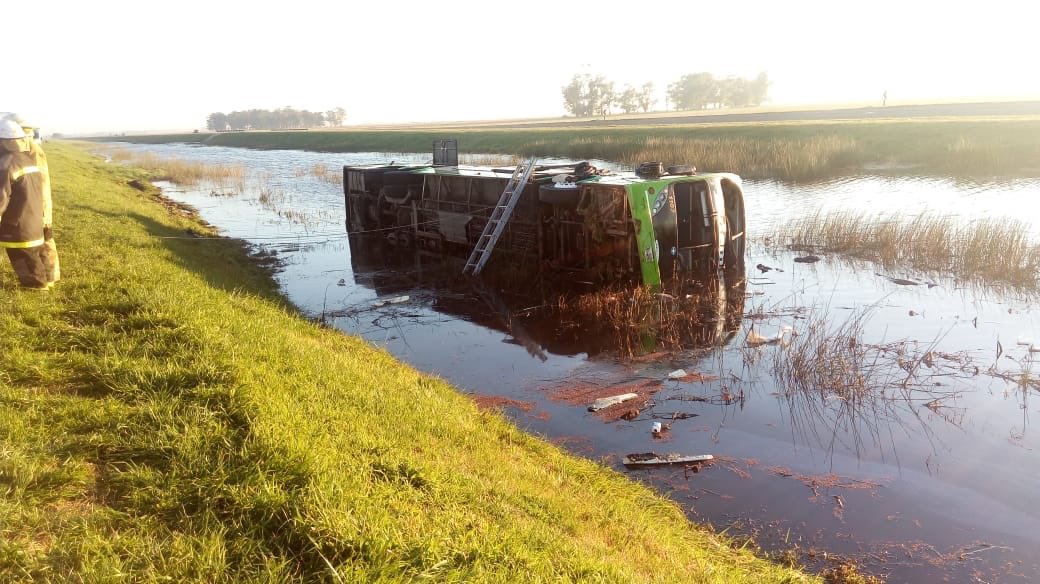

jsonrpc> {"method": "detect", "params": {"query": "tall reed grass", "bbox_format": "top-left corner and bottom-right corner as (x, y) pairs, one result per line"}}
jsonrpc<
(104, 147), (247, 192)
(98, 118), (1040, 180)
(294, 163), (342, 185)
(530, 135), (858, 179)
(778, 211), (1040, 288)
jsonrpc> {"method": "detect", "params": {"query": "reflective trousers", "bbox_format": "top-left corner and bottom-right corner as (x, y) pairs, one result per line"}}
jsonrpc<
(6, 243), (48, 288)
(41, 226), (59, 282)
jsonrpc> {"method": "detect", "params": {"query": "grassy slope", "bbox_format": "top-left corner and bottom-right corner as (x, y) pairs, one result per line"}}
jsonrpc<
(0, 143), (812, 582)
(106, 117), (1040, 179)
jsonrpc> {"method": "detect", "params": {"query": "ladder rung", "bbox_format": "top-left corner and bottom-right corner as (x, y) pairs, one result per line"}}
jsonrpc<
(462, 156), (538, 275)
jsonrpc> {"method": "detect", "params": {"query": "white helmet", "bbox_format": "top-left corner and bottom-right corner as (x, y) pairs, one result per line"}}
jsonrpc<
(0, 119), (26, 140)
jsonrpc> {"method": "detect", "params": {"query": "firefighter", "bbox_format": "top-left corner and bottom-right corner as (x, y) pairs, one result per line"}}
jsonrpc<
(3, 113), (58, 283)
(0, 119), (48, 289)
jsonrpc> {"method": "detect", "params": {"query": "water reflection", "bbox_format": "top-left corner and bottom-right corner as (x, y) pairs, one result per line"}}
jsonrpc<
(341, 236), (747, 360)
(750, 174), (1040, 237)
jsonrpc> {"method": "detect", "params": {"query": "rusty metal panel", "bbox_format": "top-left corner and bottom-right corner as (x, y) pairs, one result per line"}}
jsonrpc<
(433, 139), (458, 166)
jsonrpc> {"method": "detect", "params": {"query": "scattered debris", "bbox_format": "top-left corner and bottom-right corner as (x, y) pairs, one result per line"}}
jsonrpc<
(651, 412), (698, 420)
(546, 379), (662, 421)
(668, 368), (689, 379)
(337, 278), (347, 286)
(622, 452), (714, 466)
(588, 393), (639, 412)
(651, 425), (672, 440)
(888, 277), (919, 286)
(619, 408), (640, 420)
(765, 466), (885, 494)
(371, 295), (410, 307)
(746, 326), (792, 347)
(794, 255), (821, 263)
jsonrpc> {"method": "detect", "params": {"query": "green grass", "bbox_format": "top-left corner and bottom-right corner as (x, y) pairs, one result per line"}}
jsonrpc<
(0, 143), (814, 582)
(99, 117), (1040, 180)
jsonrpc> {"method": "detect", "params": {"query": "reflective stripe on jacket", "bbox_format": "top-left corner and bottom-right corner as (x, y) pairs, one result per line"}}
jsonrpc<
(28, 142), (51, 225)
(0, 151), (45, 248)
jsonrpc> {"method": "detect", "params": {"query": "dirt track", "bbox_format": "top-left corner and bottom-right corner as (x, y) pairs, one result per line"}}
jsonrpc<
(484, 100), (1040, 129)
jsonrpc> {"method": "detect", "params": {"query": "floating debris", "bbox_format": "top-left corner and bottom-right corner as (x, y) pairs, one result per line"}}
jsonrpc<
(887, 277), (919, 286)
(667, 368), (689, 379)
(622, 452), (714, 466)
(371, 295), (410, 307)
(588, 393), (639, 412)
(746, 326), (792, 347)
(651, 412), (699, 420)
(619, 408), (640, 421)
(794, 255), (821, 263)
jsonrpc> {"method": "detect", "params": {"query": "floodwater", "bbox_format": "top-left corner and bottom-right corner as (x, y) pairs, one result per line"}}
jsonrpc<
(105, 143), (1040, 582)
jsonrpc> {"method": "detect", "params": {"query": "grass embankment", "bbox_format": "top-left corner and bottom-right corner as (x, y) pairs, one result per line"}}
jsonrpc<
(0, 143), (812, 581)
(104, 118), (1040, 180)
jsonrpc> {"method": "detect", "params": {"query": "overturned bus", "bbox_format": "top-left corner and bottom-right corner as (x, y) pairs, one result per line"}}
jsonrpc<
(342, 143), (746, 289)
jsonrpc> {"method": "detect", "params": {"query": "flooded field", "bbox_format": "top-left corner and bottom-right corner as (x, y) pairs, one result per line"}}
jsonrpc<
(103, 143), (1040, 582)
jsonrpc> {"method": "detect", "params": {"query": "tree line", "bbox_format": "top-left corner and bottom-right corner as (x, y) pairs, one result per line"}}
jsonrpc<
(561, 72), (770, 117)
(206, 107), (346, 131)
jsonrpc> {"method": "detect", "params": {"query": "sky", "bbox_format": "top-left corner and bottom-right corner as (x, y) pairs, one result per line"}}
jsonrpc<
(12, 0), (1040, 134)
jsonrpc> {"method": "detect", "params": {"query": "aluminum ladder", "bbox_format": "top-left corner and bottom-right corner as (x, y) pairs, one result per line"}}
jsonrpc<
(462, 157), (538, 275)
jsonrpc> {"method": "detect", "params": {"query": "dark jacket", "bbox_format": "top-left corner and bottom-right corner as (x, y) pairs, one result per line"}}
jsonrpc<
(0, 151), (45, 248)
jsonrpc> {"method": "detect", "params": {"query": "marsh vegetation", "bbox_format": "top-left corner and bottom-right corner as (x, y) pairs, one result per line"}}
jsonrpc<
(776, 211), (1040, 288)
(100, 117), (1040, 180)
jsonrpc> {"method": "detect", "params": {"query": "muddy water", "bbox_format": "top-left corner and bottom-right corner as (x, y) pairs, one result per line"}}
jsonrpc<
(107, 143), (1040, 582)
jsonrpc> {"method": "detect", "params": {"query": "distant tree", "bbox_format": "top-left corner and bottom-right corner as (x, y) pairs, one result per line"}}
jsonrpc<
(749, 72), (770, 106)
(668, 73), (718, 110)
(618, 86), (641, 114)
(325, 107), (346, 126)
(717, 77), (751, 108)
(589, 76), (616, 118)
(668, 71), (770, 110)
(717, 73), (770, 108)
(206, 112), (229, 131)
(638, 82), (656, 112)
(562, 74), (590, 117)
(562, 74), (616, 118)
(206, 107), (331, 131)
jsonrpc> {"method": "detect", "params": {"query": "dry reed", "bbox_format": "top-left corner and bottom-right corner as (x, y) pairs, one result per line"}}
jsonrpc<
(294, 163), (342, 185)
(525, 134), (858, 179)
(104, 147), (247, 192)
(771, 307), (879, 403)
(547, 279), (740, 358)
(778, 211), (1040, 288)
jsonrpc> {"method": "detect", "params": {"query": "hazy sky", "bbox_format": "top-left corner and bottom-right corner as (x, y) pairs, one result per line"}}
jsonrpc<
(14, 0), (1039, 134)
